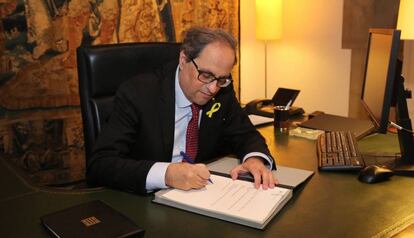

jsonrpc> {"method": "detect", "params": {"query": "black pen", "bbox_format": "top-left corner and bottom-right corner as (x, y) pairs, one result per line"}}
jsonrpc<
(180, 151), (213, 184)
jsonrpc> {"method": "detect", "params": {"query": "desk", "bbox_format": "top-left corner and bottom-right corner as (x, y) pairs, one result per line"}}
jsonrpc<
(1, 126), (414, 238)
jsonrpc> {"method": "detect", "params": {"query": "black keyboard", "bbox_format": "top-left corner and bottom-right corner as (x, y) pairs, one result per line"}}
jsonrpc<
(317, 131), (364, 171)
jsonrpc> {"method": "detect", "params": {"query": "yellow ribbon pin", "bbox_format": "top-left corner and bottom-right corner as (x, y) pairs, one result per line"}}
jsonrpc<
(206, 102), (221, 118)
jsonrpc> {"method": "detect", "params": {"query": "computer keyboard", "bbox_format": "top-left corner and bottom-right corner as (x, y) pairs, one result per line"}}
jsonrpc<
(317, 131), (364, 171)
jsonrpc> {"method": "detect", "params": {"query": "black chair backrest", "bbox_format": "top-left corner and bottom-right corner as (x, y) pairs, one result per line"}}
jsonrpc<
(77, 42), (181, 162)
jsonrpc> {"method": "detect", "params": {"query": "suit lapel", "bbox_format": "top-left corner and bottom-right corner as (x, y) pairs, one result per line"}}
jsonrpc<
(199, 103), (211, 152)
(157, 64), (176, 161)
(199, 98), (222, 159)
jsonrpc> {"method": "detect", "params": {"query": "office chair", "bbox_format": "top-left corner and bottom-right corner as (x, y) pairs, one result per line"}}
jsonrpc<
(77, 42), (181, 163)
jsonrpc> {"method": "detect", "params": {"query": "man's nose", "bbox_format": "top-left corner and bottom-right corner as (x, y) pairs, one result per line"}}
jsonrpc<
(206, 80), (220, 94)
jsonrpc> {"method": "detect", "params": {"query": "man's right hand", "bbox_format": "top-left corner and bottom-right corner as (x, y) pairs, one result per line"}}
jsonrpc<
(165, 163), (211, 190)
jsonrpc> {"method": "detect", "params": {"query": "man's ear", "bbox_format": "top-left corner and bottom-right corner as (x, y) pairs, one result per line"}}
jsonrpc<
(179, 51), (187, 69)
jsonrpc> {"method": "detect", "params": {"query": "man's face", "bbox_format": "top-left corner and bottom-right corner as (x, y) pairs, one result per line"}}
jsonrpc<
(178, 42), (235, 105)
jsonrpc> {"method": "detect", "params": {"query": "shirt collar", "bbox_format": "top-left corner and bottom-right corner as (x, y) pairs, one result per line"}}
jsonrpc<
(175, 66), (192, 108)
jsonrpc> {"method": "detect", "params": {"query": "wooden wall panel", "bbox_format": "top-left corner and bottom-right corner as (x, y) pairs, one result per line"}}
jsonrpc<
(342, 0), (400, 118)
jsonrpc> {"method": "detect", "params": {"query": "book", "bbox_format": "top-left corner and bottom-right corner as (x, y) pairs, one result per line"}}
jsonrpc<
(40, 200), (145, 238)
(153, 174), (292, 229)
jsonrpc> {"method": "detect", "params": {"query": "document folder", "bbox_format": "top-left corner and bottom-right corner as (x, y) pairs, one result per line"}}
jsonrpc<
(40, 200), (144, 238)
(299, 113), (375, 139)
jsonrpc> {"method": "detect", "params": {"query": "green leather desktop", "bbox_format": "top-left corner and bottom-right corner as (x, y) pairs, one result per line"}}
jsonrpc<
(1, 125), (413, 238)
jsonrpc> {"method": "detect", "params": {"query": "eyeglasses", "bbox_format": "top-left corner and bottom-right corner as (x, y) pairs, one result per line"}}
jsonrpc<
(191, 59), (232, 88)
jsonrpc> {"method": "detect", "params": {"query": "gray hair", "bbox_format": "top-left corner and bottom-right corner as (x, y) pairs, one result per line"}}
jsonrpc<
(181, 27), (237, 63)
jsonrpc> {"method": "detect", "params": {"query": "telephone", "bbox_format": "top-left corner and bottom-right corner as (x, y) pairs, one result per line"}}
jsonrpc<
(244, 88), (305, 118)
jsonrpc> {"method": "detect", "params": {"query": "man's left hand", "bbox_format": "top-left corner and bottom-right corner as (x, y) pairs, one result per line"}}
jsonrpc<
(230, 157), (278, 190)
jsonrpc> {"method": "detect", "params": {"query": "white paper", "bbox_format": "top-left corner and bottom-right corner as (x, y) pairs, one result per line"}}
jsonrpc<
(248, 114), (273, 126)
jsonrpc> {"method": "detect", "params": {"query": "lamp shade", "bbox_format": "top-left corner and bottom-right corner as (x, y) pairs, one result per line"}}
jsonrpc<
(397, 0), (414, 40)
(256, 0), (282, 40)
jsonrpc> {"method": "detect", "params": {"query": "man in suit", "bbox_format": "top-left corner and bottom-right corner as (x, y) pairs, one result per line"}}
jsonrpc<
(87, 27), (276, 194)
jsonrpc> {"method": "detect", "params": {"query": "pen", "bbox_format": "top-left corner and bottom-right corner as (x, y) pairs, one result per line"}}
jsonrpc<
(285, 99), (293, 110)
(180, 151), (213, 184)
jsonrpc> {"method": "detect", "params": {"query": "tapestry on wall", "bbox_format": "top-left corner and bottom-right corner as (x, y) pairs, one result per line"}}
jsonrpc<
(0, 0), (239, 186)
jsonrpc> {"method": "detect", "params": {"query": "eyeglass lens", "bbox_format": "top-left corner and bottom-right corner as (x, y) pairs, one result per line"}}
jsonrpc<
(191, 59), (232, 87)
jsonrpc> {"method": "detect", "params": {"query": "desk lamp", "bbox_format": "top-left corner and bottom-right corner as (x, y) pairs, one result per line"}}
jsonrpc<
(256, 0), (282, 98)
(396, 0), (414, 124)
(397, 0), (414, 40)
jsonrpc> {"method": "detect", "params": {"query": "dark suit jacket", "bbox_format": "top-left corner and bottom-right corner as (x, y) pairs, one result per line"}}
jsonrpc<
(86, 62), (272, 194)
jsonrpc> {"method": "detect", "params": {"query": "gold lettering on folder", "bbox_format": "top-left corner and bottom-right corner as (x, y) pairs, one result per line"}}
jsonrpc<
(81, 216), (101, 227)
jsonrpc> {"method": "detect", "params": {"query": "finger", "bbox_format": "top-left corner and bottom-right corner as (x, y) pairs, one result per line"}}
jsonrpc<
(261, 169), (269, 190)
(265, 170), (274, 190)
(185, 165), (206, 189)
(196, 173), (210, 184)
(230, 165), (250, 180)
(267, 170), (277, 189)
(192, 176), (208, 189)
(180, 180), (192, 191)
(194, 164), (211, 180)
(230, 165), (242, 180)
(250, 170), (261, 189)
(269, 171), (276, 188)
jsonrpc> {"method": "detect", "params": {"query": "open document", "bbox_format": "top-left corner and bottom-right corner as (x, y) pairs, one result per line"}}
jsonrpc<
(153, 174), (292, 229)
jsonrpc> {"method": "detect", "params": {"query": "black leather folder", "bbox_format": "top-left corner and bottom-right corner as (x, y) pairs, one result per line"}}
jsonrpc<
(299, 113), (375, 139)
(40, 200), (144, 238)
